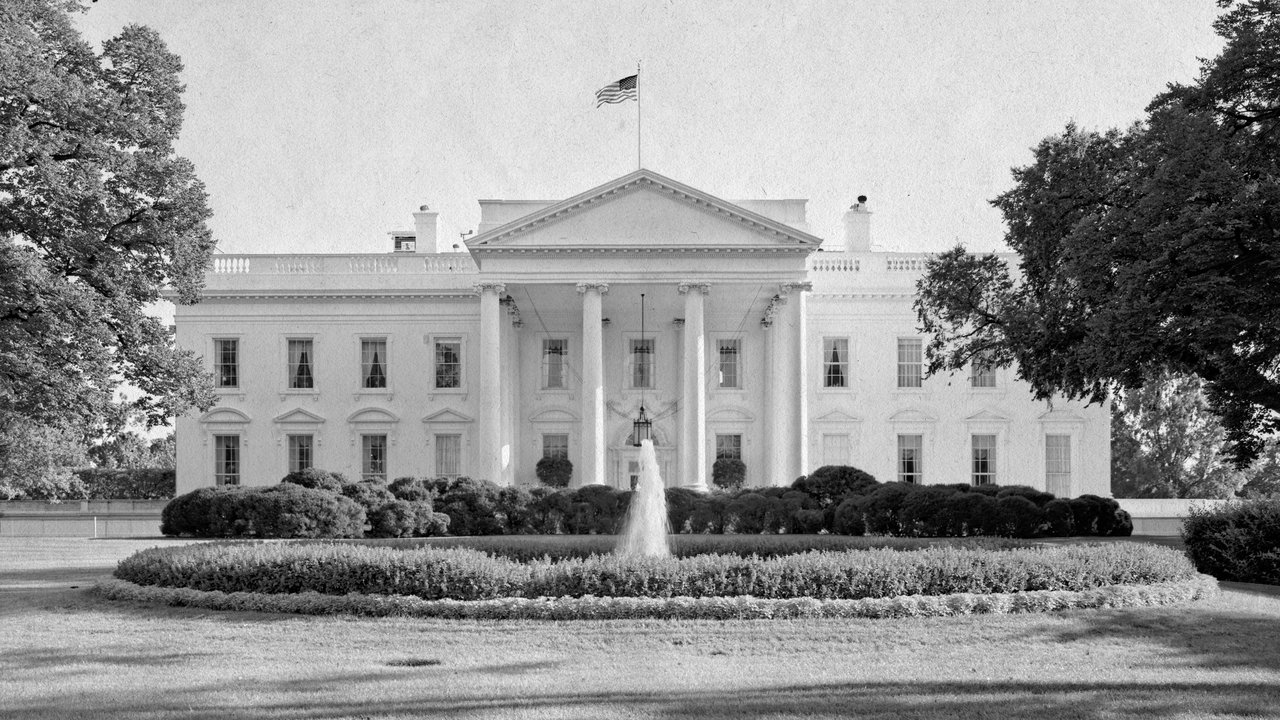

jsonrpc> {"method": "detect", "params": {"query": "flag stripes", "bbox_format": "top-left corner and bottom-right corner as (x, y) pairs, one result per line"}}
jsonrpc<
(596, 74), (638, 107)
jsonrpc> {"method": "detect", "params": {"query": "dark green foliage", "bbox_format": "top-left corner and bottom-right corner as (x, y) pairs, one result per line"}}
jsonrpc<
(688, 493), (729, 533)
(1044, 499), (1076, 537)
(282, 468), (348, 494)
(711, 458), (747, 491)
(792, 465), (879, 507)
(388, 477), (433, 502)
(665, 487), (700, 533)
(832, 496), (865, 535)
(1111, 509), (1134, 537)
(368, 499), (448, 538)
(860, 483), (916, 535)
(496, 487), (536, 534)
(341, 480), (395, 516)
(160, 484), (364, 538)
(898, 487), (957, 537)
(71, 468), (175, 499)
(996, 495), (1045, 538)
(725, 492), (786, 534)
(1183, 499), (1280, 583)
(527, 486), (570, 534)
(995, 485), (1055, 508)
(1069, 495), (1123, 536)
(116, 541), (1198, 602)
(534, 456), (573, 488)
(430, 476), (505, 536)
(564, 485), (628, 534)
(788, 508), (826, 534)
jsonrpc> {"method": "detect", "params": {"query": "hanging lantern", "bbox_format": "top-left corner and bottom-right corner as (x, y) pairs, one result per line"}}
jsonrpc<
(632, 404), (652, 446)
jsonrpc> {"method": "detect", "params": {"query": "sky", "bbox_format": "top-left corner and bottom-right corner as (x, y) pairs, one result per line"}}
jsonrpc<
(75, 0), (1225, 255)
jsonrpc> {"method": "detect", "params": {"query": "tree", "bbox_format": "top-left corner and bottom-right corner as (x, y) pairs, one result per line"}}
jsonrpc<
(0, 1), (215, 452)
(916, 1), (1280, 466)
(0, 415), (86, 500)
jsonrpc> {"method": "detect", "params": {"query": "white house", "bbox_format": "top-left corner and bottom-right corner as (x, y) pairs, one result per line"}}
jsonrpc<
(172, 169), (1110, 497)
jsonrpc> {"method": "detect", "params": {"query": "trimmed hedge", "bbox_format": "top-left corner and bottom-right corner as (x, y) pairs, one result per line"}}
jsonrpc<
(1183, 498), (1280, 584)
(93, 574), (1219, 621)
(72, 468), (175, 500)
(115, 541), (1198, 602)
(160, 485), (365, 538)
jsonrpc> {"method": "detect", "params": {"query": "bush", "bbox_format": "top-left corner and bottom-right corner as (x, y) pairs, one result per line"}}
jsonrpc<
(712, 458), (747, 491)
(1183, 499), (1280, 584)
(431, 476), (505, 536)
(1111, 509), (1134, 537)
(160, 484), (364, 538)
(792, 466), (879, 508)
(995, 495), (1045, 538)
(528, 486), (570, 534)
(534, 456), (573, 488)
(1069, 495), (1123, 536)
(832, 496), (865, 535)
(496, 487), (535, 534)
(1044, 499), (1076, 537)
(725, 492), (786, 534)
(115, 541), (1200, 602)
(564, 485), (628, 534)
(368, 499), (449, 538)
(688, 493), (730, 533)
(388, 477), (433, 502)
(665, 487), (700, 533)
(342, 480), (395, 516)
(281, 468), (348, 494)
(72, 468), (175, 499)
(861, 483), (916, 535)
(995, 485), (1055, 508)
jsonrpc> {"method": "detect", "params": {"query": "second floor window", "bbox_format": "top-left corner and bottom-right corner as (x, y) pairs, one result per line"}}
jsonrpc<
(362, 339), (387, 388)
(629, 338), (654, 389)
(435, 338), (462, 389)
(287, 339), (314, 389)
(215, 339), (238, 388)
(824, 338), (849, 388)
(897, 338), (923, 388)
(542, 339), (567, 389)
(718, 339), (741, 388)
(971, 353), (996, 388)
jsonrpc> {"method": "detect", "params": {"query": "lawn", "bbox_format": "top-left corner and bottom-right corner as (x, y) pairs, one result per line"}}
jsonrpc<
(3, 537), (1280, 720)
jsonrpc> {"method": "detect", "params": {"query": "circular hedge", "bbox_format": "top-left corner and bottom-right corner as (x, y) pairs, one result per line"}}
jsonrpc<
(115, 541), (1199, 602)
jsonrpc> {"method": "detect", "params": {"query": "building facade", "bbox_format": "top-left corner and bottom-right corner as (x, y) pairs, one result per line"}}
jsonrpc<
(173, 169), (1110, 497)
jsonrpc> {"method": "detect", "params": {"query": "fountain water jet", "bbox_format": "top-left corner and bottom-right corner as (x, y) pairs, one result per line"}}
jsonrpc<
(615, 439), (671, 558)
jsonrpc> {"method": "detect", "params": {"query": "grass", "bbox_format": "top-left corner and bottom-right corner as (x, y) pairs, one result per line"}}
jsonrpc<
(3, 536), (1280, 719)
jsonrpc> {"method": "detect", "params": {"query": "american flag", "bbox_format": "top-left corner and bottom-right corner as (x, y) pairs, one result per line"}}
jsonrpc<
(595, 74), (637, 107)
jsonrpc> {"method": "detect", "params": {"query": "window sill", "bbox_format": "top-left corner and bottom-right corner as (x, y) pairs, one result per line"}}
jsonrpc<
(353, 390), (394, 401)
(427, 389), (468, 401)
(279, 390), (320, 402)
(214, 389), (246, 401)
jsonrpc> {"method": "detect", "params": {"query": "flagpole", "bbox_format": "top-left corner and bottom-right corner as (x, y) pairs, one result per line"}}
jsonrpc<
(636, 60), (642, 170)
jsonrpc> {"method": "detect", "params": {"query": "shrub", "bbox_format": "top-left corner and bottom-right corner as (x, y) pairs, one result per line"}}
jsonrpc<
(281, 468), (348, 494)
(432, 476), (504, 536)
(832, 496), (865, 535)
(1069, 495), (1122, 536)
(788, 508), (826, 534)
(861, 483), (916, 535)
(160, 484), (364, 538)
(792, 466), (879, 508)
(565, 485), (627, 534)
(496, 487), (535, 534)
(1183, 499), (1280, 584)
(726, 492), (785, 534)
(711, 458), (747, 491)
(72, 468), (175, 500)
(688, 493), (730, 533)
(665, 487), (700, 533)
(369, 499), (449, 538)
(161, 486), (245, 536)
(1111, 509), (1134, 537)
(995, 485), (1055, 508)
(528, 486), (570, 534)
(534, 456), (573, 488)
(388, 477), (433, 502)
(1044, 499), (1076, 537)
(995, 495), (1045, 538)
(899, 487), (956, 537)
(342, 480), (396, 516)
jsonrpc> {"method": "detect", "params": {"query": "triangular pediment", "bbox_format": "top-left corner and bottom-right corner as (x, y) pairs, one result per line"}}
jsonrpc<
(467, 169), (822, 250)
(965, 410), (1011, 423)
(273, 408), (326, 424)
(199, 407), (251, 424)
(814, 410), (863, 423)
(1038, 409), (1085, 423)
(888, 408), (937, 423)
(347, 407), (400, 424)
(422, 408), (473, 424)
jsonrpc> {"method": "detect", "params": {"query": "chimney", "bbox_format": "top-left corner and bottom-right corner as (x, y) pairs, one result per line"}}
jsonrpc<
(412, 204), (440, 253)
(843, 195), (871, 252)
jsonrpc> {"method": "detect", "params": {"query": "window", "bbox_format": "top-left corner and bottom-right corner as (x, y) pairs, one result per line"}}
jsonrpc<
(541, 339), (567, 389)
(434, 338), (462, 389)
(287, 434), (313, 473)
(897, 338), (923, 388)
(1046, 434), (1072, 496)
(972, 434), (997, 485)
(629, 338), (654, 389)
(214, 435), (240, 486)
(717, 339), (741, 389)
(822, 434), (850, 466)
(970, 353), (996, 388)
(215, 339), (239, 388)
(362, 434), (387, 481)
(435, 434), (461, 477)
(542, 433), (569, 459)
(287, 339), (314, 389)
(898, 434), (922, 484)
(715, 434), (742, 460)
(361, 339), (387, 389)
(823, 338), (849, 388)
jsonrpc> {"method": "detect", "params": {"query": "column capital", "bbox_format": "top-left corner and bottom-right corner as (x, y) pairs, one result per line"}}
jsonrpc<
(677, 282), (711, 295)
(576, 282), (610, 295)
(474, 281), (507, 295)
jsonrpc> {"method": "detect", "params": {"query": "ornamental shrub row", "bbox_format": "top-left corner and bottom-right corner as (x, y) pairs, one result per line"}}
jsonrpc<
(115, 541), (1197, 601)
(1182, 498), (1280, 584)
(71, 468), (176, 500)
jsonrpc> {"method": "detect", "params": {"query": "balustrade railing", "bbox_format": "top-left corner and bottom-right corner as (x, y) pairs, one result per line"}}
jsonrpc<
(209, 253), (477, 275)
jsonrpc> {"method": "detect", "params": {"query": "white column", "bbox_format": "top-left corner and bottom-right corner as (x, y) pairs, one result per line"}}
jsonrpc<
(764, 292), (792, 485)
(476, 282), (505, 485)
(679, 282), (709, 491)
(577, 282), (608, 486)
(500, 296), (521, 486)
(788, 282), (812, 479)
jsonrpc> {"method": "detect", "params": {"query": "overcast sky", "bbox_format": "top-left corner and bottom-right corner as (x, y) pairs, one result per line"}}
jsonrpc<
(77, 1), (1223, 254)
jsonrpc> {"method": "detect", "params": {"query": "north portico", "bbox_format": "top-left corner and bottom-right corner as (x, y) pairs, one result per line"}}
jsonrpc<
(465, 169), (822, 490)
(173, 168), (1112, 497)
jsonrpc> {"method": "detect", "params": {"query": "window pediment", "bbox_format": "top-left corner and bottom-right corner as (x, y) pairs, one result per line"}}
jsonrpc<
(348, 407), (400, 424)
(199, 407), (251, 424)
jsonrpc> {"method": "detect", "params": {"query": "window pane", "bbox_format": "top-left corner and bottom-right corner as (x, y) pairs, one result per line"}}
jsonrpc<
(972, 434), (997, 485)
(715, 434), (742, 460)
(215, 435), (240, 486)
(215, 339), (239, 388)
(630, 338), (654, 389)
(823, 338), (849, 388)
(362, 339), (387, 388)
(542, 339), (567, 389)
(822, 434), (850, 466)
(436, 434), (461, 477)
(288, 434), (313, 473)
(718, 339), (740, 388)
(1046, 434), (1072, 497)
(970, 353), (996, 388)
(897, 338), (922, 388)
(898, 434), (922, 484)
(435, 339), (461, 388)
(288, 339), (314, 389)
(362, 434), (387, 481)
(542, 433), (569, 459)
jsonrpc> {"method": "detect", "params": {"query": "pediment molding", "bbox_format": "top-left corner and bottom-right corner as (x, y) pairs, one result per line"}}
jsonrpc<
(888, 408), (937, 424)
(528, 408), (580, 423)
(199, 407), (251, 424)
(814, 409), (863, 423)
(708, 406), (755, 422)
(273, 408), (326, 425)
(347, 407), (400, 424)
(422, 408), (474, 424)
(964, 410), (1012, 424)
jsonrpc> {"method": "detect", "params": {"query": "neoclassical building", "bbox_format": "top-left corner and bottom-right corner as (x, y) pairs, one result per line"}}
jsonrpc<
(173, 169), (1110, 497)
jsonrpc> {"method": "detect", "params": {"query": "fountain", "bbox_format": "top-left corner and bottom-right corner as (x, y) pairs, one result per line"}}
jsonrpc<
(615, 439), (671, 558)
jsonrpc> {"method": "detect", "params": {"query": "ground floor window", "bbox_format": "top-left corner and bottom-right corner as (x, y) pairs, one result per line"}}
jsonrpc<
(287, 434), (313, 473)
(972, 434), (997, 485)
(215, 435), (240, 486)
(362, 434), (387, 481)
(897, 434), (922, 484)
(822, 433), (850, 466)
(435, 434), (461, 478)
(715, 434), (742, 460)
(542, 433), (569, 459)
(1046, 434), (1072, 496)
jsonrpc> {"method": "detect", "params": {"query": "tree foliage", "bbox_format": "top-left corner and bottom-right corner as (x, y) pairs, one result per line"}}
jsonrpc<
(916, 0), (1280, 466)
(0, 0), (215, 442)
